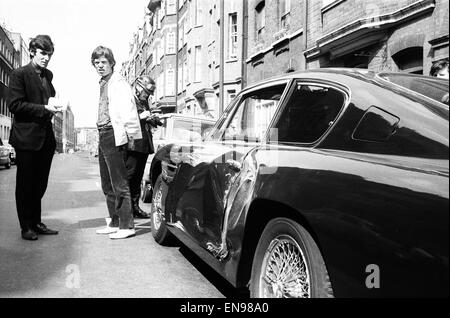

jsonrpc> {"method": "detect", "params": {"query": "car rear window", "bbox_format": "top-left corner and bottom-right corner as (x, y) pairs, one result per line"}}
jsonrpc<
(378, 73), (449, 105)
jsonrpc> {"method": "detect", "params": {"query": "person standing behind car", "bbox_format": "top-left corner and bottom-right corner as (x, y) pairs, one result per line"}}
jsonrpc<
(430, 59), (449, 79)
(127, 76), (162, 219)
(91, 46), (142, 240)
(8, 35), (64, 241)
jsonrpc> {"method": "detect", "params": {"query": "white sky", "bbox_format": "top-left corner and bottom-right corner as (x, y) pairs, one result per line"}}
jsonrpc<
(0, 0), (149, 127)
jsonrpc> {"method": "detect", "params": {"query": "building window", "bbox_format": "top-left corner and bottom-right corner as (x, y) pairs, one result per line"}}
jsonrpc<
(256, 1), (266, 43)
(229, 13), (238, 59)
(195, 0), (203, 26)
(167, 0), (176, 15)
(392, 47), (424, 75)
(280, 0), (291, 30)
(178, 60), (183, 93)
(194, 45), (202, 82)
(167, 32), (176, 54)
(160, 0), (166, 21)
(178, 19), (184, 49)
(166, 66), (175, 96)
(184, 58), (189, 87)
(156, 9), (162, 29)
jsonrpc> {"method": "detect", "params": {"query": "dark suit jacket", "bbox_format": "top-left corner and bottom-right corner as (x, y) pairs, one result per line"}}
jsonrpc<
(133, 97), (155, 155)
(8, 63), (56, 151)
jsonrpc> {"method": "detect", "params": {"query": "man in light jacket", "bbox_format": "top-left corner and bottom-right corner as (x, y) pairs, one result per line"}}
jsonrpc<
(91, 46), (142, 239)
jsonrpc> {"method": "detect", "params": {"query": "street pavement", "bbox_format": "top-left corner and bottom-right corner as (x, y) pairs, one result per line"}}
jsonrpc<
(0, 152), (228, 298)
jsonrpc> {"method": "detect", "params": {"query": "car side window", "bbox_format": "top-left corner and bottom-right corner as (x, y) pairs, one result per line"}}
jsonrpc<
(222, 84), (287, 142)
(274, 83), (345, 144)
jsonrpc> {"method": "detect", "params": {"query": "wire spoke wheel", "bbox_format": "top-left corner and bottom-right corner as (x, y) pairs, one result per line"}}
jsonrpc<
(152, 182), (163, 231)
(150, 174), (174, 245)
(250, 218), (333, 298)
(259, 235), (310, 298)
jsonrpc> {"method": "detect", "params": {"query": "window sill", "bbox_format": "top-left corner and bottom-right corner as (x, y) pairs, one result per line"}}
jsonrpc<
(322, 0), (347, 14)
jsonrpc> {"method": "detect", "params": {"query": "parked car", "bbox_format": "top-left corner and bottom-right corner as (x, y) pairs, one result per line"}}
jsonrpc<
(148, 69), (448, 298)
(141, 113), (216, 203)
(0, 137), (11, 169)
(3, 141), (16, 164)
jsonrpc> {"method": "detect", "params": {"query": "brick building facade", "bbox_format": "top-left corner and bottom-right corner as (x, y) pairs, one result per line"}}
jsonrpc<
(246, 0), (305, 85)
(246, 0), (449, 85)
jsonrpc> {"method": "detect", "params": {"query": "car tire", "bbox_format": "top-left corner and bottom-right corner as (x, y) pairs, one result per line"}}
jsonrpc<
(150, 174), (174, 245)
(250, 218), (333, 298)
(5, 162), (11, 169)
(141, 180), (152, 203)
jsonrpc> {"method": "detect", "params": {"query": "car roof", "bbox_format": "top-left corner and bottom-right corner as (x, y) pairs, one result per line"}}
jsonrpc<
(241, 68), (448, 107)
(244, 67), (374, 86)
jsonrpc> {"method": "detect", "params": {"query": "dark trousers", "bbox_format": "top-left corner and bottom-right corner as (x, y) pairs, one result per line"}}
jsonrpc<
(126, 151), (149, 204)
(98, 128), (134, 229)
(15, 134), (55, 231)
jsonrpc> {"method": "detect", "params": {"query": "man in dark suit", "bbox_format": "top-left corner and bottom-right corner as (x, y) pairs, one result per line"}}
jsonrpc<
(8, 35), (63, 241)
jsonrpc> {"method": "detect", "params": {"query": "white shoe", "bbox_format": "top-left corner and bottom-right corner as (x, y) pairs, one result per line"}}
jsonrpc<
(96, 226), (119, 235)
(109, 229), (136, 240)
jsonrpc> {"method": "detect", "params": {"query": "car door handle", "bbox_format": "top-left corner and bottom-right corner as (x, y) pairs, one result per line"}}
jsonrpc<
(226, 159), (242, 172)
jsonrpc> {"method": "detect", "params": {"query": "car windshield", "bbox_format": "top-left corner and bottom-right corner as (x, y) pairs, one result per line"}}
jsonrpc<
(378, 73), (449, 105)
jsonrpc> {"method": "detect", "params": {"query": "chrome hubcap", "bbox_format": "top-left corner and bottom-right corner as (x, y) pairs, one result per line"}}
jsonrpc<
(152, 183), (163, 231)
(259, 235), (311, 298)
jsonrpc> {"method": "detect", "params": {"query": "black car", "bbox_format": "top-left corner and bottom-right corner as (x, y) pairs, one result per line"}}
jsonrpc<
(148, 69), (449, 298)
